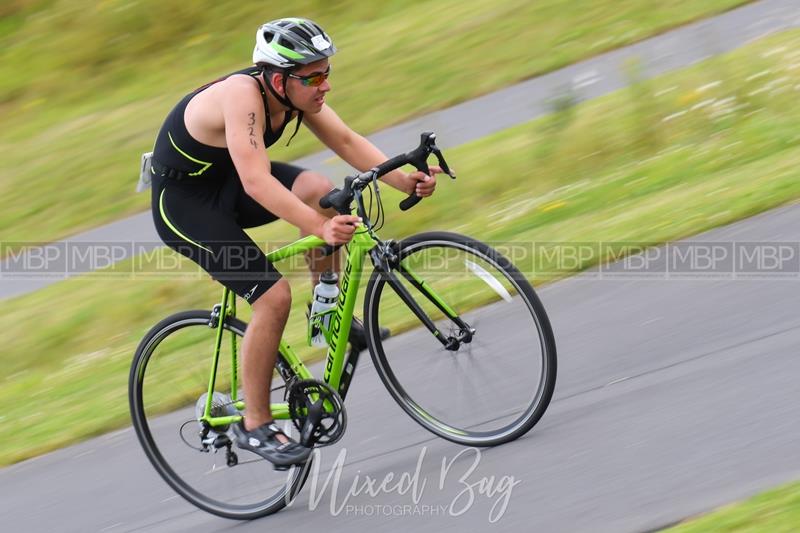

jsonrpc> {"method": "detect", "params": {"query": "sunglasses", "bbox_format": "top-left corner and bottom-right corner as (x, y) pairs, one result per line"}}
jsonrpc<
(287, 66), (331, 87)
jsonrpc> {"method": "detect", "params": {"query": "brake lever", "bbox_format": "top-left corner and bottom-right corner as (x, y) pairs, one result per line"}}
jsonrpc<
(420, 132), (455, 179)
(431, 146), (456, 179)
(354, 188), (370, 229)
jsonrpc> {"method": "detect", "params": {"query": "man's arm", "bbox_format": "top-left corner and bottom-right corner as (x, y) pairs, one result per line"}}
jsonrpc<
(303, 105), (439, 197)
(222, 79), (358, 244)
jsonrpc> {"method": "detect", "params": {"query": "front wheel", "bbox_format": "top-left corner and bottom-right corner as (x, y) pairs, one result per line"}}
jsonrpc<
(128, 310), (310, 520)
(364, 232), (557, 446)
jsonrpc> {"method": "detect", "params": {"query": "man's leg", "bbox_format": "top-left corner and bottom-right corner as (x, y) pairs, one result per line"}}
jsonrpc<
(241, 278), (291, 439)
(290, 170), (340, 288)
(228, 250), (310, 464)
(289, 169), (389, 348)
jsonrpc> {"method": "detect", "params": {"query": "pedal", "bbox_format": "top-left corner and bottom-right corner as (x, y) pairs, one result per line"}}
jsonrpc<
(226, 450), (238, 467)
(213, 434), (232, 449)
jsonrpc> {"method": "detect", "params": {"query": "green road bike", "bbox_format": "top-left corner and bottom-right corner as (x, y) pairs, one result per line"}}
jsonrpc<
(128, 133), (557, 519)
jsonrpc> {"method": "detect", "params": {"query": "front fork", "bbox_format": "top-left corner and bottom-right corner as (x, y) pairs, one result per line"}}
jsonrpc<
(370, 243), (474, 351)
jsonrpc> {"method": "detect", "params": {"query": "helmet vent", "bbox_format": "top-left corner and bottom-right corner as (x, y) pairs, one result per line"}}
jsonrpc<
(289, 25), (313, 40)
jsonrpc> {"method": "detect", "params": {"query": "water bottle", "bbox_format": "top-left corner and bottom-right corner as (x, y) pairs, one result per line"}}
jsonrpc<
(309, 271), (339, 347)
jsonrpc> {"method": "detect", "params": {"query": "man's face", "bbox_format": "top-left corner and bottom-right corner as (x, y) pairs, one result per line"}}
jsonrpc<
(286, 58), (331, 113)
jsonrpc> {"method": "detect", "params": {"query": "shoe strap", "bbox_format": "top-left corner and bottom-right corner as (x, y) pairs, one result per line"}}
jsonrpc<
(265, 424), (304, 452)
(264, 423), (287, 439)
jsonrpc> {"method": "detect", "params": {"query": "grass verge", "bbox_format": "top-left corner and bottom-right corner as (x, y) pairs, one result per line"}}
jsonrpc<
(0, 0), (752, 246)
(3, 27), (800, 468)
(665, 481), (800, 532)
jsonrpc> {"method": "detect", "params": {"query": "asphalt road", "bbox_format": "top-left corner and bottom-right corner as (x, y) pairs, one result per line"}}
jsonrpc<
(2, 0), (799, 300)
(3, 202), (800, 532)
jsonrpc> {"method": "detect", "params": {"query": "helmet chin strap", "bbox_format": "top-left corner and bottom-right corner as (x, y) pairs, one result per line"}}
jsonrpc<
(260, 65), (304, 147)
(262, 66), (297, 111)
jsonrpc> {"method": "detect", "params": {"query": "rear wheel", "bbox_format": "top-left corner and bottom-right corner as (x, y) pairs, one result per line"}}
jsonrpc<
(128, 310), (310, 519)
(364, 232), (557, 446)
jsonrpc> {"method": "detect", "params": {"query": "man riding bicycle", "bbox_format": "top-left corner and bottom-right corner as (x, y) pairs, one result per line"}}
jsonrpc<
(149, 18), (441, 467)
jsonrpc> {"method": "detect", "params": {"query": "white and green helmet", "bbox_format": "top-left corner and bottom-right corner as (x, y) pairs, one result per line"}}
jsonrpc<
(253, 18), (336, 68)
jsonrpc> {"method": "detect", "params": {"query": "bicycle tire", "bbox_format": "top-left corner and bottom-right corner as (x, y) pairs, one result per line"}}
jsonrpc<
(364, 231), (557, 446)
(129, 310), (311, 520)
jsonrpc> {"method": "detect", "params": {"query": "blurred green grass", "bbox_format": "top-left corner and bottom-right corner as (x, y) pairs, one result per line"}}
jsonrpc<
(665, 481), (800, 532)
(3, 28), (800, 467)
(0, 0), (751, 246)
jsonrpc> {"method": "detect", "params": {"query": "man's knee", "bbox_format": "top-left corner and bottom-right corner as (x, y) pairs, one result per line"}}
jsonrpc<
(251, 278), (291, 315)
(293, 171), (335, 206)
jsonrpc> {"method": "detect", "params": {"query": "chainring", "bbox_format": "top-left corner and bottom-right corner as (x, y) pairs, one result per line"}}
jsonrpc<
(287, 379), (347, 447)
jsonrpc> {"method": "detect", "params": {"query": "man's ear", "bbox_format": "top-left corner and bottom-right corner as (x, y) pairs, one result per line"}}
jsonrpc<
(269, 71), (286, 96)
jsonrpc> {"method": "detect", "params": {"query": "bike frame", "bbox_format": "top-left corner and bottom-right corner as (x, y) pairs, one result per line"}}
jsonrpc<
(198, 216), (473, 431)
(200, 227), (470, 431)
(199, 228), (378, 429)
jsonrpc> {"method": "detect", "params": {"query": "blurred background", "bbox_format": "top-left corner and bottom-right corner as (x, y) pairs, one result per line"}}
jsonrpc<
(2, 1), (800, 530)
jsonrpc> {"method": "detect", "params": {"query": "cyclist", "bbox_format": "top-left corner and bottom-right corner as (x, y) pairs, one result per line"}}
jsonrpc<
(149, 18), (440, 467)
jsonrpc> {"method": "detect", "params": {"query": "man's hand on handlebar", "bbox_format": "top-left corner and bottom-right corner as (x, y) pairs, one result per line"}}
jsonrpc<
(319, 132), (456, 215)
(319, 215), (362, 246)
(394, 165), (443, 197)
